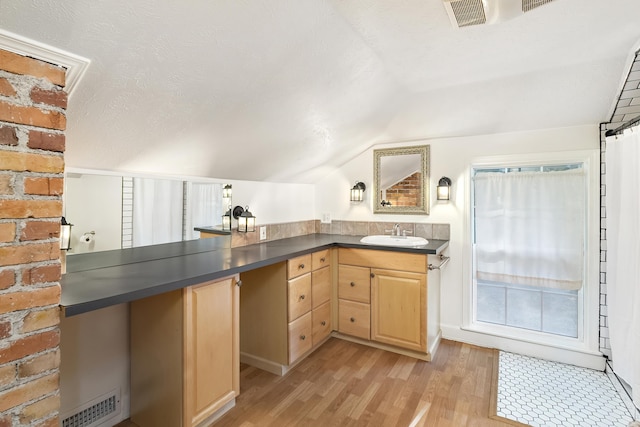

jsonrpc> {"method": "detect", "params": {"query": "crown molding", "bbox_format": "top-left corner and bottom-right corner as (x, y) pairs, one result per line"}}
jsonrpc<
(0, 28), (90, 97)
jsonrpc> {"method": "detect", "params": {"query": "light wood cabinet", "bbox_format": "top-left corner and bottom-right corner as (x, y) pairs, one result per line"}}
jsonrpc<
(338, 248), (431, 356)
(240, 249), (333, 375)
(312, 301), (332, 345)
(288, 312), (312, 362)
(338, 299), (370, 339)
(371, 268), (426, 352)
(131, 275), (240, 427)
(287, 273), (312, 322)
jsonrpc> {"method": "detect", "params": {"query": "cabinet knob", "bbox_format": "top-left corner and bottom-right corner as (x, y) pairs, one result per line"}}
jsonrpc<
(370, 273), (375, 278)
(320, 257), (326, 263)
(350, 317), (355, 323)
(236, 280), (243, 287)
(300, 335), (306, 340)
(350, 282), (356, 287)
(299, 294), (305, 301)
(321, 321), (326, 326)
(299, 263), (305, 270)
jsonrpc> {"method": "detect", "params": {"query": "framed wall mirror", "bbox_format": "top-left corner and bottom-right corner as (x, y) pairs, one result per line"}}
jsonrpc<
(373, 145), (430, 215)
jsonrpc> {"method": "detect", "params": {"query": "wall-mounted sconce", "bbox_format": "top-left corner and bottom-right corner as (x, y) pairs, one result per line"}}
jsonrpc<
(223, 184), (232, 199)
(60, 216), (73, 250)
(350, 181), (366, 202)
(222, 206), (232, 231)
(232, 205), (256, 232)
(437, 177), (452, 201)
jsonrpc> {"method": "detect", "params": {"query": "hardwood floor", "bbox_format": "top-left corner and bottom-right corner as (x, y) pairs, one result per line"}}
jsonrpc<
(118, 338), (512, 427)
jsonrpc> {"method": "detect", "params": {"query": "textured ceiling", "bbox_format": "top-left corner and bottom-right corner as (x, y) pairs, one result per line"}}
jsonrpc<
(1, 0), (639, 183)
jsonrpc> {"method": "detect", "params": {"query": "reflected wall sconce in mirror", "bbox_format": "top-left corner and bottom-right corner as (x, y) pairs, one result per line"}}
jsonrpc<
(437, 177), (452, 201)
(233, 205), (256, 232)
(223, 184), (232, 199)
(60, 216), (73, 250)
(222, 206), (232, 231)
(350, 181), (366, 202)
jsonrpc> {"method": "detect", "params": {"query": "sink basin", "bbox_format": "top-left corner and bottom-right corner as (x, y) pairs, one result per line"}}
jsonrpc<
(360, 235), (429, 247)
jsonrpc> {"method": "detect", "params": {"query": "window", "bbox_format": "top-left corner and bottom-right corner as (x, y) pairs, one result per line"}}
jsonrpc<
(471, 163), (586, 338)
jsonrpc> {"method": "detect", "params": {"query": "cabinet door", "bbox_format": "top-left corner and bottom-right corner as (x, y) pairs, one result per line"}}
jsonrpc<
(312, 301), (331, 346)
(288, 312), (313, 363)
(338, 299), (370, 340)
(371, 269), (426, 352)
(288, 273), (312, 322)
(312, 249), (330, 271)
(183, 276), (239, 427)
(311, 266), (331, 308)
(288, 254), (312, 279)
(338, 265), (371, 303)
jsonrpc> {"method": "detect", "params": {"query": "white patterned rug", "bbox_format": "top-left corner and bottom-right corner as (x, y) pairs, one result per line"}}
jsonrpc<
(494, 351), (633, 426)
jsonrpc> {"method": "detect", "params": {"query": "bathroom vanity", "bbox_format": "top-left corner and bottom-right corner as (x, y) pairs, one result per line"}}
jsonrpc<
(60, 234), (448, 427)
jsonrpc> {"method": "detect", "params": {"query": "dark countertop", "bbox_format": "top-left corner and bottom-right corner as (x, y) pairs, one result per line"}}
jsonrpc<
(193, 226), (231, 235)
(61, 234), (448, 317)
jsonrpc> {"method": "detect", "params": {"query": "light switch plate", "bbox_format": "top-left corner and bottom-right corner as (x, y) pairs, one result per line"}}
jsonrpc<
(321, 213), (331, 224)
(259, 226), (267, 240)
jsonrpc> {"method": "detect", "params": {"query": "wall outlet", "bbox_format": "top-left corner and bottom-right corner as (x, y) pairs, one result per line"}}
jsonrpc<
(321, 213), (331, 224)
(259, 226), (267, 240)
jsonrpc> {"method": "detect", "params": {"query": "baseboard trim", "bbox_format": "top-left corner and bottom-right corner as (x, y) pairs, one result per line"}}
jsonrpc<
(330, 332), (432, 361)
(441, 324), (605, 370)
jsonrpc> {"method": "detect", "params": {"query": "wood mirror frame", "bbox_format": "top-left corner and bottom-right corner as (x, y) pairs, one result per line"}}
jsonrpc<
(373, 145), (430, 215)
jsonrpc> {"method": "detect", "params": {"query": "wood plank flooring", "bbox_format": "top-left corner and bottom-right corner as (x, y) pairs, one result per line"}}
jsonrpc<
(118, 338), (512, 426)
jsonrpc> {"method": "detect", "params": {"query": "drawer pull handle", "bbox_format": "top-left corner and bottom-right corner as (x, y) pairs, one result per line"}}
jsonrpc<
(299, 294), (305, 301)
(350, 282), (356, 287)
(300, 335), (306, 340)
(350, 317), (355, 323)
(236, 280), (243, 287)
(299, 263), (305, 270)
(321, 321), (326, 326)
(370, 273), (375, 278)
(320, 257), (326, 262)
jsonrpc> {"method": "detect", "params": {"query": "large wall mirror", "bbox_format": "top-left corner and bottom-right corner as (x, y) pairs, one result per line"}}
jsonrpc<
(373, 145), (430, 215)
(64, 170), (232, 255)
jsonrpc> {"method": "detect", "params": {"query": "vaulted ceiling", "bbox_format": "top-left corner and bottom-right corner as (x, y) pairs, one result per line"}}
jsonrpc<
(1, 0), (639, 183)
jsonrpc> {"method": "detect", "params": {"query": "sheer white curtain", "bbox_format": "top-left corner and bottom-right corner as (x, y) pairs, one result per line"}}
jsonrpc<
(132, 178), (183, 247)
(474, 169), (585, 290)
(606, 127), (640, 407)
(184, 182), (223, 240)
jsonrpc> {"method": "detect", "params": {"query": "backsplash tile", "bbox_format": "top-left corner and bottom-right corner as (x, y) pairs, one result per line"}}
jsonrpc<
(232, 219), (451, 248)
(342, 221), (369, 236)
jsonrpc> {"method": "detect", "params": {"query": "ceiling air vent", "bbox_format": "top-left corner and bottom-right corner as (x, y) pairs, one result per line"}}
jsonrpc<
(443, 0), (486, 28)
(522, 0), (554, 13)
(443, 0), (554, 28)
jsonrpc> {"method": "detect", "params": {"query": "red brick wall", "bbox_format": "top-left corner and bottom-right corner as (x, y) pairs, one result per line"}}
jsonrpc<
(385, 172), (421, 207)
(0, 48), (66, 426)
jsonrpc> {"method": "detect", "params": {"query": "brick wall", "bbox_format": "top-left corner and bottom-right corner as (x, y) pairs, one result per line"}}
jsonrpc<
(599, 50), (640, 359)
(0, 48), (66, 426)
(384, 172), (421, 207)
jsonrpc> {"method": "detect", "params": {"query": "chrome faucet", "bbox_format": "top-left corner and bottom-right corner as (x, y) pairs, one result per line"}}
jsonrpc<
(392, 223), (400, 236)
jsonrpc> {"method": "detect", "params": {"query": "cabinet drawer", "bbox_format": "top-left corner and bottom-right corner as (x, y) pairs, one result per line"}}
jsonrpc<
(288, 312), (312, 363)
(312, 266), (331, 308)
(338, 299), (370, 340)
(287, 254), (312, 279)
(312, 249), (330, 271)
(288, 274), (312, 322)
(338, 265), (371, 303)
(312, 301), (332, 346)
(339, 248), (427, 274)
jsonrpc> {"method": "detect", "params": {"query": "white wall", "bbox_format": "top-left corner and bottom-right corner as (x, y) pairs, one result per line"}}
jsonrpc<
(226, 179), (314, 224)
(315, 125), (603, 367)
